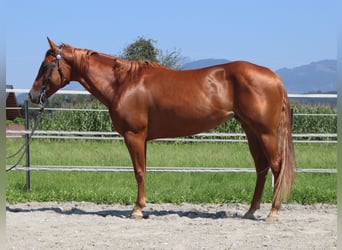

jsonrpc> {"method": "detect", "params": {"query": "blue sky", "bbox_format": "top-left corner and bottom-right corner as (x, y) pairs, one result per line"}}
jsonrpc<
(5, 0), (336, 89)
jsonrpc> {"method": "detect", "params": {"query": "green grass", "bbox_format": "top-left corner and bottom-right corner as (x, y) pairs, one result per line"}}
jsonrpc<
(7, 140), (256, 167)
(6, 139), (336, 205)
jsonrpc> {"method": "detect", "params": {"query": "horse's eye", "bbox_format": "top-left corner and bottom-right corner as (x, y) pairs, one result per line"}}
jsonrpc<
(36, 63), (49, 79)
(40, 63), (49, 73)
(47, 50), (56, 57)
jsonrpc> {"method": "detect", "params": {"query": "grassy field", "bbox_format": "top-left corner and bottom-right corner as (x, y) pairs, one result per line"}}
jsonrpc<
(6, 139), (336, 205)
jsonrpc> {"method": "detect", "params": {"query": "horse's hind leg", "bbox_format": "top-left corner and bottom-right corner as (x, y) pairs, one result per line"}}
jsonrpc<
(242, 126), (270, 220)
(258, 132), (282, 221)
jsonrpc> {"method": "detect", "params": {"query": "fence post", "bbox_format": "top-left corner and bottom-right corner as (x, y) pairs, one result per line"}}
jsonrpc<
(24, 100), (31, 192)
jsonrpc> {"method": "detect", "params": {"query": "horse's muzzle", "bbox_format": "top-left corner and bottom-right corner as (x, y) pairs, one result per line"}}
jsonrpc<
(28, 90), (40, 104)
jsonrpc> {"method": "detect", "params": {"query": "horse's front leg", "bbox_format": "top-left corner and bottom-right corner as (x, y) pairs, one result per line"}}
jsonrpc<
(124, 131), (147, 219)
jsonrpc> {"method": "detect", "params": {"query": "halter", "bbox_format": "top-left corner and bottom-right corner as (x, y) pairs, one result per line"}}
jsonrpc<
(38, 44), (67, 106)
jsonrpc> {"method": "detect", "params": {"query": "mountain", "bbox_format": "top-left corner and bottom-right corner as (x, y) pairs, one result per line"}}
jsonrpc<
(16, 93), (29, 105)
(63, 82), (86, 91)
(182, 59), (337, 93)
(276, 60), (336, 93)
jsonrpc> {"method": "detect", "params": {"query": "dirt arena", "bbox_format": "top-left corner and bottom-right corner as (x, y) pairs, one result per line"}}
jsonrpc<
(6, 202), (336, 249)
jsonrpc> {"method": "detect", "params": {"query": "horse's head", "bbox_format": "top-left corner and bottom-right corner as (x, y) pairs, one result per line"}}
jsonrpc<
(29, 37), (71, 105)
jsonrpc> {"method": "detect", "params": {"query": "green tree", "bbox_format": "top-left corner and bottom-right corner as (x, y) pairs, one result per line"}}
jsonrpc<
(121, 36), (182, 69)
(158, 48), (182, 69)
(122, 37), (159, 62)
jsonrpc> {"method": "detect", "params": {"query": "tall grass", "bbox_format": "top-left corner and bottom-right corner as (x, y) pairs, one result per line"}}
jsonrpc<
(28, 100), (337, 136)
(291, 104), (337, 134)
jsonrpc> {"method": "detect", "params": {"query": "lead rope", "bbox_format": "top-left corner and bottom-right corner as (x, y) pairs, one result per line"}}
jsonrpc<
(6, 103), (45, 172)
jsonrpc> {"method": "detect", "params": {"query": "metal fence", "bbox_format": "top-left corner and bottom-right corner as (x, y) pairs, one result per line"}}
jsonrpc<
(6, 89), (337, 179)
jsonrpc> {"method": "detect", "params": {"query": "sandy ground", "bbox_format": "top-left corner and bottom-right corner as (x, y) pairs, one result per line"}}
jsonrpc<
(6, 202), (336, 250)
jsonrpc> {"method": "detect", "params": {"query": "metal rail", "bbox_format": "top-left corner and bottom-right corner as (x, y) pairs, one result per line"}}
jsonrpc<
(6, 130), (337, 144)
(6, 165), (337, 174)
(5, 88), (338, 98)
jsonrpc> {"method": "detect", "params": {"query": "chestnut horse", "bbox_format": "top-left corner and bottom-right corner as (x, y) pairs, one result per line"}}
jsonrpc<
(29, 38), (295, 220)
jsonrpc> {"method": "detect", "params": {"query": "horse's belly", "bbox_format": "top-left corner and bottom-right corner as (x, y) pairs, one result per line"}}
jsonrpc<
(147, 110), (234, 140)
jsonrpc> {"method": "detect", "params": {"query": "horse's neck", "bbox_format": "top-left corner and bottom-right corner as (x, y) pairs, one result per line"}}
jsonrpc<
(69, 51), (155, 107)
(71, 53), (116, 107)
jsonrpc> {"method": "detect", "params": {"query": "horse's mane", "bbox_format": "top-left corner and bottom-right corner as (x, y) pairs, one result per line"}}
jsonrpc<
(72, 47), (166, 83)
(72, 48), (98, 74)
(114, 57), (164, 69)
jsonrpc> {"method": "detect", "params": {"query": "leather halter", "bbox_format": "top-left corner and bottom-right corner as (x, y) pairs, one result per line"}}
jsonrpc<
(38, 44), (67, 106)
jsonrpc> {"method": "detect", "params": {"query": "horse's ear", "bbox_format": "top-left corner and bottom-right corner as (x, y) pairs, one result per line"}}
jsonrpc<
(47, 37), (58, 50)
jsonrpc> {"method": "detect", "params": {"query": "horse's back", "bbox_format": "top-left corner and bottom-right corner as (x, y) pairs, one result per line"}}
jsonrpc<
(224, 61), (282, 85)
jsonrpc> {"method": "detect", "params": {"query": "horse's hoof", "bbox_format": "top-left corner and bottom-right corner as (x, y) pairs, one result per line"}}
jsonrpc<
(243, 212), (257, 220)
(130, 211), (143, 219)
(130, 214), (143, 219)
(266, 209), (279, 222)
(266, 215), (279, 223)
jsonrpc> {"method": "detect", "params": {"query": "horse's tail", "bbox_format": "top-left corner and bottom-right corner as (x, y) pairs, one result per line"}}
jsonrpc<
(273, 89), (295, 206)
